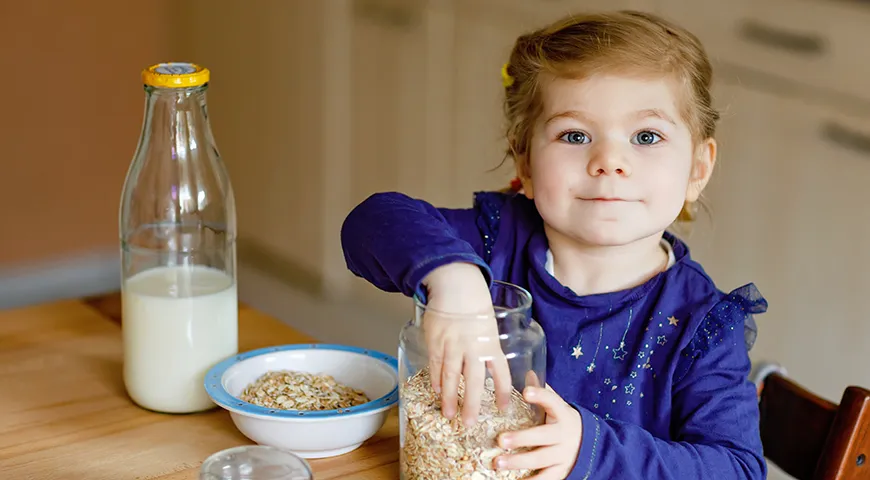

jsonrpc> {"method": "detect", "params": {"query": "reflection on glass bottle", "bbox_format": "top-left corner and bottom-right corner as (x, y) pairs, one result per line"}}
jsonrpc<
(119, 62), (238, 414)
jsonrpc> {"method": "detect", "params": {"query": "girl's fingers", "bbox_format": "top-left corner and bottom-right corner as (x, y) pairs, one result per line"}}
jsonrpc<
(524, 385), (569, 420)
(488, 352), (513, 411)
(499, 423), (560, 449)
(440, 341), (463, 419)
(461, 356), (486, 426)
(496, 445), (561, 472)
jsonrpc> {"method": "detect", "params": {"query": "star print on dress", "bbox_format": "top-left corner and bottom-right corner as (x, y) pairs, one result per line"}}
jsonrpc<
(585, 320), (604, 373)
(612, 306), (635, 361)
(625, 384), (636, 395)
(604, 378), (612, 385)
(569, 315), (586, 360)
(657, 335), (667, 346)
(668, 315), (679, 326)
(612, 345), (627, 360)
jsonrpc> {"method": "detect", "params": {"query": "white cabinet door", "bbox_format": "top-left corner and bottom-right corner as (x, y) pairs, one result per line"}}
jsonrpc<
(179, 0), (337, 283)
(450, 4), (528, 206)
(347, 0), (431, 207)
(341, 0), (459, 312)
(687, 80), (870, 404)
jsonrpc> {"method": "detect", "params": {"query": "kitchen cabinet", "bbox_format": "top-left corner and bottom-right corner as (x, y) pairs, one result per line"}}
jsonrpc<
(449, 3), (528, 203)
(182, 0), (448, 314)
(178, 0), (335, 294)
(343, 0), (448, 312)
(348, 0), (435, 207)
(686, 78), (870, 404)
(659, 0), (870, 104)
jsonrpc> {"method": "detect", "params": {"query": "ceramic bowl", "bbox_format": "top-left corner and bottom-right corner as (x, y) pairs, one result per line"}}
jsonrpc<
(205, 343), (399, 459)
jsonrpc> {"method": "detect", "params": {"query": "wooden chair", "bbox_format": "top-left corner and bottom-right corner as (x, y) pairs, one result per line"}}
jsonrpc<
(754, 364), (870, 479)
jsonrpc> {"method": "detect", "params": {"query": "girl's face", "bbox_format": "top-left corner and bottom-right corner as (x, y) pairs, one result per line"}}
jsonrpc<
(519, 73), (715, 247)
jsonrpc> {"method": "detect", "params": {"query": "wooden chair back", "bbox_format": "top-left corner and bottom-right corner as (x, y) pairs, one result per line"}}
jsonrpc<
(758, 372), (870, 479)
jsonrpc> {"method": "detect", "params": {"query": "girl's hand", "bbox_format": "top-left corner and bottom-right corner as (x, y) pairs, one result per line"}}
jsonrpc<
(496, 385), (583, 480)
(421, 263), (513, 426)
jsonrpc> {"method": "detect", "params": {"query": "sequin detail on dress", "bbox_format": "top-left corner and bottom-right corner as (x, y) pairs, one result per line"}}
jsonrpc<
(473, 191), (508, 264)
(685, 283), (767, 359)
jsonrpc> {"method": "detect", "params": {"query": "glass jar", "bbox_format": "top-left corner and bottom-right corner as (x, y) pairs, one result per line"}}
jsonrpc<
(119, 62), (238, 414)
(200, 445), (314, 480)
(398, 281), (546, 480)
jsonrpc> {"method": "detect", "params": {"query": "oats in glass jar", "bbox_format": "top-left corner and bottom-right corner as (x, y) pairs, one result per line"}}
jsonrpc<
(400, 368), (538, 480)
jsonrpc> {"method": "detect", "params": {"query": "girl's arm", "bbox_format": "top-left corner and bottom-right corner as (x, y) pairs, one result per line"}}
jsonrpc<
(340, 191), (502, 299)
(567, 285), (767, 480)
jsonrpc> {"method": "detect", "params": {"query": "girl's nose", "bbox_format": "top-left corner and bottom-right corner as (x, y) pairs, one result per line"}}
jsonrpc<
(587, 143), (632, 177)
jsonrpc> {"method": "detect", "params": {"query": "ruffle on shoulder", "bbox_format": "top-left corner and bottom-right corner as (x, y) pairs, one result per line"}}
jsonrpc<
(685, 283), (768, 359)
(473, 191), (510, 264)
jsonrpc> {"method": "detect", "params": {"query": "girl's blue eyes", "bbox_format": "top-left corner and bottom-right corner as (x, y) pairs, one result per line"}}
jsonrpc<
(558, 130), (662, 145)
(632, 131), (662, 145)
(560, 131), (590, 144)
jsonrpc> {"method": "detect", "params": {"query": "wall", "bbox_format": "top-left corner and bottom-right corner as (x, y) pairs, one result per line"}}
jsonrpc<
(0, 0), (180, 267)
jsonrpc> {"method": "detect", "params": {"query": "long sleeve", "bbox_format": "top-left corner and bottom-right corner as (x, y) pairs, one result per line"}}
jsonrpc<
(567, 289), (767, 480)
(340, 191), (496, 298)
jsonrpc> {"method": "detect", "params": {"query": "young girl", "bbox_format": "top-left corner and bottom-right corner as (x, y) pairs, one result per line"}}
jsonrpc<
(341, 10), (767, 480)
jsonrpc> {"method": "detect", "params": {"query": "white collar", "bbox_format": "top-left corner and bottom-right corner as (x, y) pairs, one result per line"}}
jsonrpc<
(544, 237), (676, 277)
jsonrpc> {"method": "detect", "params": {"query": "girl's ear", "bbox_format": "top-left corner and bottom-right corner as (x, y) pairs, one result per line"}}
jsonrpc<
(514, 154), (534, 199)
(686, 138), (716, 203)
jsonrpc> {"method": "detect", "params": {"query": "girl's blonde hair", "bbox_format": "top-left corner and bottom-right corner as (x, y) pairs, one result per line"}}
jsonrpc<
(502, 10), (718, 222)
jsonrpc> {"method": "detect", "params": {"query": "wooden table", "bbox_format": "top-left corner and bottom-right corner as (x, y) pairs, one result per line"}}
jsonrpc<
(0, 294), (399, 479)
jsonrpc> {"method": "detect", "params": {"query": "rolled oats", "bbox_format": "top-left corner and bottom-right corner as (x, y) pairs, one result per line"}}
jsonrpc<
(400, 368), (539, 480)
(239, 370), (370, 411)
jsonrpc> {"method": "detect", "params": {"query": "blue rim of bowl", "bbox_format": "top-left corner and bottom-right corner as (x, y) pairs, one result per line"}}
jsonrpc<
(204, 343), (399, 419)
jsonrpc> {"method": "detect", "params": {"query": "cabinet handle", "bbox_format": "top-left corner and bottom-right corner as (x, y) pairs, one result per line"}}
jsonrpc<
(738, 19), (826, 56)
(354, 0), (417, 29)
(821, 121), (870, 156)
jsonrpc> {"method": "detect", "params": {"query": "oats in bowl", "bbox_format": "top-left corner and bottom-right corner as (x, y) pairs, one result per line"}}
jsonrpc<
(204, 343), (399, 459)
(239, 370), (370, 411)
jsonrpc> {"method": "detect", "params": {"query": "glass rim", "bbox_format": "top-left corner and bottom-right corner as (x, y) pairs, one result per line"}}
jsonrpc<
(412, 279), (533, 320)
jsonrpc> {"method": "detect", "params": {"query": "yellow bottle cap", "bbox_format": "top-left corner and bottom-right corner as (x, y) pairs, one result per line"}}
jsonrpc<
(142, 62), (210, 88)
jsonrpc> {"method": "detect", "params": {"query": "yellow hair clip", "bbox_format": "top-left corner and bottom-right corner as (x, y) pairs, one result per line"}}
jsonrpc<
(501, 63), (514, 88)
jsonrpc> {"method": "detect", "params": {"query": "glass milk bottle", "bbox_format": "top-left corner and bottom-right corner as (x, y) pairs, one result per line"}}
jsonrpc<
(398, 281), (547, 479)
(119, 62), (238, 414)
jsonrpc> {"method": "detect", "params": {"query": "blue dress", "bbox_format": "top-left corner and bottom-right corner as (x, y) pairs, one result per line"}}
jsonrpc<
(341, 190), (768, 480)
